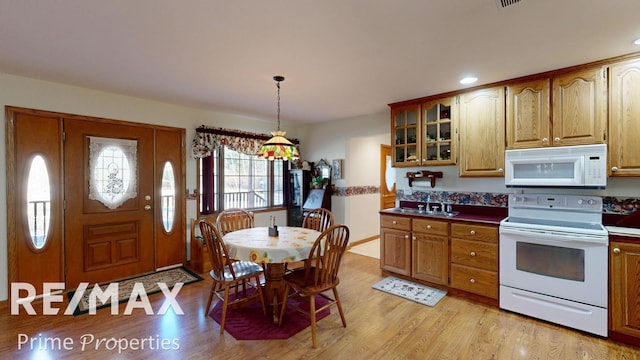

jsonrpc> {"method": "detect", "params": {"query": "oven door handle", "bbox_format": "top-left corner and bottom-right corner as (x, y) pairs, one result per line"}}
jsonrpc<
(499, 226), (608, 245)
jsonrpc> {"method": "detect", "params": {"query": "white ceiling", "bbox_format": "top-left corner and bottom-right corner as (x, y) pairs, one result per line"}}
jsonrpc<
(1, 0), (639, 124)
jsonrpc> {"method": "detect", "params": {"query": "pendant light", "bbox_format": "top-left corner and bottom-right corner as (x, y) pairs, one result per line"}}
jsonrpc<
(257, 75), (300, 161)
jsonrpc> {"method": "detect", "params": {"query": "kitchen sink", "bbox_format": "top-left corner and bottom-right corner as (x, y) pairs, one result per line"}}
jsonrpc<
(392, 207), (459, 218)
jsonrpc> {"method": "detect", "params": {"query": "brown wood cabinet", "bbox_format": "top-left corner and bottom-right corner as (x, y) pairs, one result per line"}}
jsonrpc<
(552, 67), (607, 146)
(450, 223), (499, 299)
(609, 236), (640, 345)
(421, 97), (457, 165)
(391, 104), (421, 167)
(390, 97), (457, 167)
(506, 78), (551, 149)
(458, 86), (505, 177)
(412, 218), (449, 285)
(380, 215), (412, 275)
(506, 68), (606, 150)
(381, 212), (500, 301)
(609, 59), (640, 177)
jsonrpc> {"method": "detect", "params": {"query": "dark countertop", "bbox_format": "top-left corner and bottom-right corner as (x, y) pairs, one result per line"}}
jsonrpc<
(380, 204), (507, 225)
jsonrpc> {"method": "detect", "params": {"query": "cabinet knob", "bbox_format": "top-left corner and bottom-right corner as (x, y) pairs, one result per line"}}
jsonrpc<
(469, 230), (476, 235)
(542, 137), (549, 143)
(470, 278), (476, 284)
(392, 221), (397, 225)
(427, 225), (432, 230)
(611, 167), (618, 172)
(497, 168), (503, 172)
(613, 247), (621, 254)
(470, 251), (476, 257)
(412, 236), (417, 241)
(404, 234), (409, 239)
(554, 137), (561, 142)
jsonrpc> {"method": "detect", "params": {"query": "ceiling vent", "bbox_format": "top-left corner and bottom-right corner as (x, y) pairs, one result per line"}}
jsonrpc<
(496, 0), (523, 9)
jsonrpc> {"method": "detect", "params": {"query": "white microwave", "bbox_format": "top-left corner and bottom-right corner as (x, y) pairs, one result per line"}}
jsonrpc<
(504, 144), (607, 189)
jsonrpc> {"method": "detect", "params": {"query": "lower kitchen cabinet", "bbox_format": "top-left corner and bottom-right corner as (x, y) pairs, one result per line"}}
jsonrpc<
(380, 215), (412, 275)
(449, 222), (499, 299)
(412, 218), (449, 285)
(380, 213), (500, 302)
(610, 236), (640, 345)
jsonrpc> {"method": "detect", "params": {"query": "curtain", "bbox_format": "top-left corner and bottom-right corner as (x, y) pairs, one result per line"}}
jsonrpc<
(88, 136), (138, 209)
(192, 126), (300, 158)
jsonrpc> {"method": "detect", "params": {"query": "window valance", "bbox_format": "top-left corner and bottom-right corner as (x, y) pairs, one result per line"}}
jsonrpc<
(191, 125), (299, 158)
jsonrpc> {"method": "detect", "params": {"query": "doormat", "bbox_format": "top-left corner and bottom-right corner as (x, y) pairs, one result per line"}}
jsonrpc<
(372, 276), (446, 307)
(67, 267), (203, 316)
(209, 292), (331, 340)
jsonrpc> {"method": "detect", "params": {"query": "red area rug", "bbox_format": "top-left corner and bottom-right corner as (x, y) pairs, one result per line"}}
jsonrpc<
(209, 294), (330, 340)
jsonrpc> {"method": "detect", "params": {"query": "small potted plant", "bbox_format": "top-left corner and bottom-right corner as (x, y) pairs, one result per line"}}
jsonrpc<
(311, 175), (327, 189)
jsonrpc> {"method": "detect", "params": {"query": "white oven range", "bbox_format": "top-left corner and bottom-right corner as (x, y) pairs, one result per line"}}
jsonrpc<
(499, 193), (609, 337)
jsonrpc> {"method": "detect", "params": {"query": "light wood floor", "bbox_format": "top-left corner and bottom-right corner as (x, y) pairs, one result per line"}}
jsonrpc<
(1, 253), (638, 359)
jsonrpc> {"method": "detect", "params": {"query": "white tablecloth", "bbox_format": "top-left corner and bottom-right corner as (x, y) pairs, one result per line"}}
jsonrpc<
(222, 226), (320, 264)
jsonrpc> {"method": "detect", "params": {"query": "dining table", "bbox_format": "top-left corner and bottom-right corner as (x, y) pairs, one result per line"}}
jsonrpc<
(222, 226), (321, 324)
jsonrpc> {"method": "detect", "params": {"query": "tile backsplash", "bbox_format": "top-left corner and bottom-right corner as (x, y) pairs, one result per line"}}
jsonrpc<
(397, 190), (639, 216)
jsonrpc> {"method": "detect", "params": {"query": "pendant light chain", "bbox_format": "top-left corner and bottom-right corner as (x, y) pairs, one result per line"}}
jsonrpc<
(257, 74), (299, 161)
(276, 79), (281, 131)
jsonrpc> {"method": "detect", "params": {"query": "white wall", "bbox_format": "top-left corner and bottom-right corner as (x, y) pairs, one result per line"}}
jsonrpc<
(304, 112), (389, 242)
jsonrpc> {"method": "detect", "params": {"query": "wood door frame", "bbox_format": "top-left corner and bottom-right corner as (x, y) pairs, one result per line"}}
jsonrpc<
(380, 144), (396, 210)
(6, 106), (186, 293)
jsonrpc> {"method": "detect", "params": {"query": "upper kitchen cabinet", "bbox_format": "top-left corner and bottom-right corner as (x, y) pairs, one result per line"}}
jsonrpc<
(421, 97), (457, 165)
(552, 67), (607, 146)
(609, 59), (640, 177)
(506, 78), (551, 149)
(391, 104), (421, 167)
(459, 86), (505, 177)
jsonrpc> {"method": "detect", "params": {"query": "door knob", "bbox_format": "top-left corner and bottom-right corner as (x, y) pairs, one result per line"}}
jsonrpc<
(145, 195), (152, 201)
(144, 205), (152, 211)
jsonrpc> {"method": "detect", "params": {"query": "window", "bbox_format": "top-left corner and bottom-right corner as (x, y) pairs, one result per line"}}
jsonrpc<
(199, 146), (286, 214)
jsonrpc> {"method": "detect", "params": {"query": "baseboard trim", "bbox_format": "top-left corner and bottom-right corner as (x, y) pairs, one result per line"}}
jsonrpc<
(348, 235), (379, 249)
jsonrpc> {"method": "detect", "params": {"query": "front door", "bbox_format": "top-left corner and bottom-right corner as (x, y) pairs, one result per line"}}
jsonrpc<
(64, 119), (155, 288)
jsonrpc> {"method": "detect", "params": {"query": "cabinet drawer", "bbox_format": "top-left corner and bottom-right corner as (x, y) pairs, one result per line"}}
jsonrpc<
(451, 223), (498, 243)
(451, 238), (497, 271)
(381, 215), (411, 231)
(413, 218), (449, 236)
(450, 263), (498, 299)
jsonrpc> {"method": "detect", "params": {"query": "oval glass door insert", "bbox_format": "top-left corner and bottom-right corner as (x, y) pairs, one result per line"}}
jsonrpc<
(161, 161), (176, 232)
(26, 155), (51, 249)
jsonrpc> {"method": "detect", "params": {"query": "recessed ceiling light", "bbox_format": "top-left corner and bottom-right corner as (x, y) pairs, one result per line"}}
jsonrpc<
(634, 38), (640, 45)
(460, 76), (478, 85)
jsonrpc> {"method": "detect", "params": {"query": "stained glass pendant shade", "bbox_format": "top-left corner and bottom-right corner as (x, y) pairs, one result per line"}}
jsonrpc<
(257, 75), (300, 161)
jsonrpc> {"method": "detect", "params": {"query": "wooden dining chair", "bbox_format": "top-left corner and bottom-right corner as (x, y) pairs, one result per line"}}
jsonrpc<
(216, 208), (255, 236)
(278, 224), (350, 348)
(302, 207), (334, 232)
(283, 208), (336, 274)
(199, 220), (266, 334)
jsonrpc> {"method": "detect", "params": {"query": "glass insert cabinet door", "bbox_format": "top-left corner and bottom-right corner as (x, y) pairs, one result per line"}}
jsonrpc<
(392, 104), (420, 166)
(422, 97), (456, 165)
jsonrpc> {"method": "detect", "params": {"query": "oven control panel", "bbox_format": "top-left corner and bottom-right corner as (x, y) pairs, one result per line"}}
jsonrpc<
(509, 193), (602, 211)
